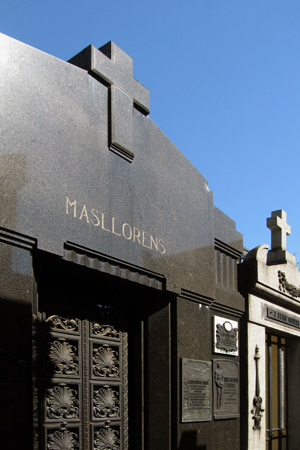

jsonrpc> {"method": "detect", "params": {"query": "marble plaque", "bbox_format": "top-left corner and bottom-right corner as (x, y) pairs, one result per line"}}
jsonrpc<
(181, 358), (212, 422)
(266, 306), (300, 329)
(214, 316), (238, 355)
(213, 359), (239, 419)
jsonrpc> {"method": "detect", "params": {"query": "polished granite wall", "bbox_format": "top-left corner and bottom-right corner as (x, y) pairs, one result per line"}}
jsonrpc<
(0, 33), (245, 449)
(0, 32), (243, 299)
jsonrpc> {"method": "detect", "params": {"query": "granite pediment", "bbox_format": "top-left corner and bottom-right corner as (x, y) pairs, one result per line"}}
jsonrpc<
(0, 33), (242, 299)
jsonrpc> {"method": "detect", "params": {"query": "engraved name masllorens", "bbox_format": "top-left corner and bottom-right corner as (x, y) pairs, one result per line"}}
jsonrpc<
(251, 345), (264, 430)
(278, 270), (300, 298)
(66, 197), (166, 255)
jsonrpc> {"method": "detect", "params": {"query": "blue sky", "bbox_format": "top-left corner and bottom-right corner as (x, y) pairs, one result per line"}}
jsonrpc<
(1, 0), (300, 258)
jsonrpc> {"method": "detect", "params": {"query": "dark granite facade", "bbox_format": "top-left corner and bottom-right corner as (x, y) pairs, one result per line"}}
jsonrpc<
(0, 33), (244, 449)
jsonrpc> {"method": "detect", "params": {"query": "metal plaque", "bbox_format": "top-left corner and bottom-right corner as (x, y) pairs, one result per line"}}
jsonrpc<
(214, 316), (238, 355)
(213, 359), (239, 419)
(181, 358), (212, 422)
(266, 306), (300, 329)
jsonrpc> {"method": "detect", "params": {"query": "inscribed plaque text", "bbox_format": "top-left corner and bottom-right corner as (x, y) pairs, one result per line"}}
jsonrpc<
(181, 358), (212, 422)
(214, 316), (238, 355)
(213, 359), (239, 419)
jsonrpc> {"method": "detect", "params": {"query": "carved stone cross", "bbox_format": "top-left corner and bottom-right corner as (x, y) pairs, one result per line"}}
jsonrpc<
(267, 210), (291, 251)
(69, 41), (150, 161)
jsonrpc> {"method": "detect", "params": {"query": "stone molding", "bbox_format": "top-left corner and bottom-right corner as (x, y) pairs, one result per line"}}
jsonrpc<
(0, 226), (37, 250)
(64, 241), (165, 290)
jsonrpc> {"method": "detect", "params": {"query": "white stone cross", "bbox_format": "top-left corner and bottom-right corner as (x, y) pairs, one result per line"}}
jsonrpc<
(267, 210), (291, 251)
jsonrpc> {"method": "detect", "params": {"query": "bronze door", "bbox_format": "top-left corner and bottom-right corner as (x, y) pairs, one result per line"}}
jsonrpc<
(34, 285), (129, 450)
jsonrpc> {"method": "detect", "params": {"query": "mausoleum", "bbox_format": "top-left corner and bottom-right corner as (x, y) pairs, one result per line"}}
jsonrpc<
(0, 33), (245, 449)
(239, 210), (300, 450)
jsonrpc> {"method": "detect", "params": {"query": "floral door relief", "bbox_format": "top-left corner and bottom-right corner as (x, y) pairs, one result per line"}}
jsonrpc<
(34, 291), (128, 450)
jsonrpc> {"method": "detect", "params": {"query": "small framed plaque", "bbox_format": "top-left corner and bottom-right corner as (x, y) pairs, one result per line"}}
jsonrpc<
(213, 359), (239, 419)
(181, 358), (212, 422)
(213, 316), (238, 356)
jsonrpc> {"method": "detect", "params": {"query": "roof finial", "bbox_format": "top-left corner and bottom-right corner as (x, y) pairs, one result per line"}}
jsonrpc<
(267, 210), (290, 251)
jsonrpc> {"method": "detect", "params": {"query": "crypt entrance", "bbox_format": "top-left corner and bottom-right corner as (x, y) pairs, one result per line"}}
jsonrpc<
(33, 251), (170, 450)
(265, 333), (287, 450)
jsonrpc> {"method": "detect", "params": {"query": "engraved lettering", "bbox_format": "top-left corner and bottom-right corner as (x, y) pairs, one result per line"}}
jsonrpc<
(101, 213), (111, 232)
(213, 359), (239, 419)
(79, 204), (90, 223)
(112, 217), (122, 236)
(133, 227), (141, 244)
(91, 209), (101, 227)
(159, 238), (166, 255)
(182, 358), (212, 422)
(122, 223), (132, 240)
(66, 197), (77, 217)
(267, 307), (300, 329)
(150, 235), (158, 252)
(142, 231), (151, 249)
(65, 197), (166, 254)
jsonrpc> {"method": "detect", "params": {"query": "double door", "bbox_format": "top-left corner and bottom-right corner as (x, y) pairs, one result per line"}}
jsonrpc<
(33, 267), (135, 450)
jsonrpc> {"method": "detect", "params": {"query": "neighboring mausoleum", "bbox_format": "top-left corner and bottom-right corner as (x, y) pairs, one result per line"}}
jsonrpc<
(0, 33), (244, 450)
(239, 210), (300, 450)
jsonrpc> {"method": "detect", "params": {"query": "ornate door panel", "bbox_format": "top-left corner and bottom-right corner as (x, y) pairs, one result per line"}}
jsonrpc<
(36, 289), (128, 450)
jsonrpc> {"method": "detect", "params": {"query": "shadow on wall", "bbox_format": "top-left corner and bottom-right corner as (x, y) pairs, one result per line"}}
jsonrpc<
(0, 298), (32, 449)
(178, 431), (207, 450)
(0, 152), (29, 229)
